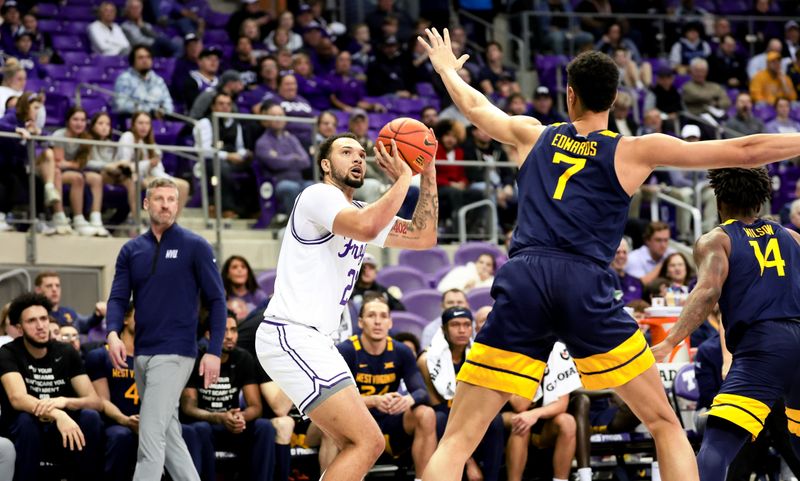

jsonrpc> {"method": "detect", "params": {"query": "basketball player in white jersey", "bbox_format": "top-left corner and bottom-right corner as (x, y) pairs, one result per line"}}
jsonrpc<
(256, 132), (438, 481)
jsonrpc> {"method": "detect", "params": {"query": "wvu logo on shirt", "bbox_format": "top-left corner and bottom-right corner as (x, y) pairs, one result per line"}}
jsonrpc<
(165, 249), (179, 259)
(384, 362), (394, 369)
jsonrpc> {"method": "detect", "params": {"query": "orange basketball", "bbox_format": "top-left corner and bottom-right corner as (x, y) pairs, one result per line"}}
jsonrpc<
(376, 118), (436, 175)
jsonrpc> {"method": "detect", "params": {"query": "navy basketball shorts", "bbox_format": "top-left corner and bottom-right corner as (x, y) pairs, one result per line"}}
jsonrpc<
(707, 320), (800, 439)
(458, 250), (654, 399)
(375, 412), (413, 457)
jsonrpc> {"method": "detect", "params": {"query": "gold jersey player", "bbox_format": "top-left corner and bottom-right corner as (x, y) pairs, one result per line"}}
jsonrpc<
(417, 28), (800, 481)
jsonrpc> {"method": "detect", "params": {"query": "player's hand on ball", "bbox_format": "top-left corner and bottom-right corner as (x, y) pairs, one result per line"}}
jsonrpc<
(375, 139), (411, 182)
(421, 128), (437, 177)
(417, 28), (469, 74)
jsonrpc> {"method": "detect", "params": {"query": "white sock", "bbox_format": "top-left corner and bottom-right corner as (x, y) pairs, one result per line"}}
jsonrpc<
(90, 211), (102, 223)
(45, 182), (55, 190)
(652, 461), (661, 481)
(73, 214), (86, 223)
(578, 467), (592, 481)
(53, 211), (67, 222)
(415, 479), (422, 481)
(554, 478), (568, 481)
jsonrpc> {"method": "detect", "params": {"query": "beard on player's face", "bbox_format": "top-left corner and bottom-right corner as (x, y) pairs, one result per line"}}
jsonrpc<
(23, 330), (49, 349)
(330, 161), (364, 189)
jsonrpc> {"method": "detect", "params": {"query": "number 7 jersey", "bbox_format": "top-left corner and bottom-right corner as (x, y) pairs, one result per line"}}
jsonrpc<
(717, 218), (800, 350)
(509, 123), (628, 265)
(264, 183), (396, 336)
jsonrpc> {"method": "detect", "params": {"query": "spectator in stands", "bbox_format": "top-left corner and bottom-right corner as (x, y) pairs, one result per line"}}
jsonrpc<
(681, 57), (731, 117)
(725, 92), (765, 136)
(778, 182), (800, 225)
(708, 34), (748, 90)
(0, 292), (103, 481)
(51, 107), (110, 237)
(611, 238), (644, 304)
(750, 51), (797, 105)
(181, 314), (278, 481)
(85, 112), (136, 218)
(251, 55), (279, 96)
(165, 0), (207, 37)
(275, 48), (294, 74)
(608, 90), (638, 136)
(787, 199), (800, 233)
(114, 44), (174, 118)
(170, 33), (202, 105)
(34, 271), (106, 334)
(785, 20), (800, 62)
(230, 37), (258, 84)
(221, 255), (268, 313)
(669, 21), (711, 73)
(625, 221), (675, 285)
(709, 17), (732, 51)
(638, 108), (669, 136)
(438, 253), (496, 294)
(253, 102), (311, 217)
(265, 10), (303, 53)
(766, 97), (800, 133)
(420, 289), (469, 348)
(595, 22), (641, 63)
(613, 47), (652, 89)
(574, 0), (615, 40)
(181, 47), (221, 112)
(747, 38), (789, 80)
(313, 110), (337, 145)
(350, 254), (406, 311)
(504, 344), (579, 481)
(346, 23), (372, 69)
(116, 111), (190, 211)
(478, 42), (520, 96)
(328, 50), (385, 113)
(463, 126), (517, 230)
(121, 0), (180, 58)
(88, 1), (132, 56)
(21, 12), (56, 65)
(48, 320), (61, 341)
(434, 119), (485, 232)
(658, 252), (695, 292)
(326, 297), (435, 475)
(394, 331), (421, 357)
(528, 86), (566, 124)
(0, 303), (20, 345)
(0, 1), (22, 53)
(365, 0), (413, 44)
(366, 35), (414, 97)
(651, 66), (682, 119)
(418, 306), (504, 481)
(293, 52), (330, 111)
(260, 74), (314, 149)
(189, 69), (243, 119)
(58, 325), (80, 353)
(751, 0), (783, 51)
(194, 93), (251, 218)
(12, 32), (46, 79)
(225, 0), (271, 43)
(421, 105), (439, 129)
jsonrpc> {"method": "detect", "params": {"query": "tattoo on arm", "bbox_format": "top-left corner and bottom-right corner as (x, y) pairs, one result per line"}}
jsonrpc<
(389, 173), (439, 240)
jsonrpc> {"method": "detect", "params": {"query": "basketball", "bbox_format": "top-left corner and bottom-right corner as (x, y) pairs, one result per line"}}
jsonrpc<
(376, 118), (437, 175)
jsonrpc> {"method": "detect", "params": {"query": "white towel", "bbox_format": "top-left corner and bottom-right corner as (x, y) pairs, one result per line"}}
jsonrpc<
(426, 329), (469, 400)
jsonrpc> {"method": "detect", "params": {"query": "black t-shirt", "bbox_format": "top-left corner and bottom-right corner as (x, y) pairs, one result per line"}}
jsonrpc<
(0, 338), (84, 425)
(188, 347), (257, 413)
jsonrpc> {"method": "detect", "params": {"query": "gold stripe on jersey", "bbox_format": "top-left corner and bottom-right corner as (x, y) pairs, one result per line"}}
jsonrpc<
(708, 393), (770, 439)
(573, 330), (654, 390)
(350, 335), (362, 351)
(457, 343), (546, 399)
(786, 407), (800, 436)
(597, 130), (619, 138)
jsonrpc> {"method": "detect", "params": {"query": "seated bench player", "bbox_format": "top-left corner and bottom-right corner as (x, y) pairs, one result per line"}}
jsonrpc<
(504, 341), (582, 481)
(180, 312), (278, 481)
(418, 306), (504, 481)
(321, 296), (437, 478)
(86, 303), (203, 480)
(0, 293), (103, 481)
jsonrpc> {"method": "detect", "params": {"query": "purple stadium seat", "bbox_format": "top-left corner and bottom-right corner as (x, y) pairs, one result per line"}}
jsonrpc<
(44, 64), (72, 80)
(77, 97), (109, 114)
(673, 74), (691, 90)
(237, 88), (265, 111)
(76, 65), (109, 83)
(93, 55), (128, 69)
(152, 121), (185, 145)
(203, 29), (229, 45)
(398, 247), (450, 275)
(431, 265), (453, 287)
(333, 110), (349, 128)
(535, 55), (568, 94)
(52, 35), (88, 52)
(673, 363), (699, 402)
(416, 82), (436, 98)
(388, 97), (426, 115)
(24, 78), (46, 93)
(453, 242), (507, 266)
(371, 112), (395, 129)
(34, 4), (59, 17)
(59, 6), (96, 21)
(61, 51), (92, 66)
(389, 311), (429, 338)
(60, 22), (91, 36)
(402, 289), (443, 321)
(466, 287), (493, 310)
(718, 0), (749, 13)
(37, 19), (61, 33)
(376, 266), (429, 295)
(256, 270), (277, 297)
(753, 103), (776, 122)
(205, 11), (231, 28)
(45, 93), (70, 127)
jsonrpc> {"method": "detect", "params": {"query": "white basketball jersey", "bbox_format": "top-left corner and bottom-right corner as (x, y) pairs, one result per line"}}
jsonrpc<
(265, 183), (395, 335)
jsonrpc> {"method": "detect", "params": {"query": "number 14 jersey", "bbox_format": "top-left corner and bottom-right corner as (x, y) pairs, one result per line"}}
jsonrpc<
(510, 123), (627, 265)
(718, 218), (800, 350)
(265, 183), (396, 335)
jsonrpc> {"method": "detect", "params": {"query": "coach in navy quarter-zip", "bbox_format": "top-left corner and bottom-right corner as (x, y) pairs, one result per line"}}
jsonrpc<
(105, 177), (226, 481)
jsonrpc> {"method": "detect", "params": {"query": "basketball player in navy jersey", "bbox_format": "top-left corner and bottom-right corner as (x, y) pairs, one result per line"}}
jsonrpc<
(417, 28), (800, 481)
(652, 168), (800, 481)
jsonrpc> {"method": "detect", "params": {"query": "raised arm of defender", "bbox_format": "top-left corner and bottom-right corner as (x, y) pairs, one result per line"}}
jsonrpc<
(418, 28), (544, 164)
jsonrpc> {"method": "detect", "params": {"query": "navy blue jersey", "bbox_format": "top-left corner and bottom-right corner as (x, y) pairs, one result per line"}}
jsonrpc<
(510, 123), (628, 265)
(337, 335), (428, 416)
(85, 346), (138, 416)
(718, 219), (800, 349)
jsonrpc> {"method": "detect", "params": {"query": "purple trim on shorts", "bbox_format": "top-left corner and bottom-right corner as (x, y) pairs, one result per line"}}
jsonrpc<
(289, 190), (335, 245)
(276, 325), (318, 380)
(299, 372), (352, 413)
(261, 319), (287, 327)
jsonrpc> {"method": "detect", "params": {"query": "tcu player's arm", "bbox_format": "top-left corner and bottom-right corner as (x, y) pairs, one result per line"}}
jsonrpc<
(616, 132), (800, 195)
(654, 229), (730, 356)
(418, 28), (545, 165)
(385, 162), (439, 250)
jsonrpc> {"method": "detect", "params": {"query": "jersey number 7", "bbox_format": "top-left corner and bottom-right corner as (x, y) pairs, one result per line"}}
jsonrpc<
(552, 152), (586, 200)
(749, 238), (786, 277)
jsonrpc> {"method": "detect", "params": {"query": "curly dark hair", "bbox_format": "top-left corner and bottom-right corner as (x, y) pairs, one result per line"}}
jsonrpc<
(8, 292), (52, 325)
(708, 168), (771, 216)
(566, 51), (619, 113)
(221, 255), (260, 298)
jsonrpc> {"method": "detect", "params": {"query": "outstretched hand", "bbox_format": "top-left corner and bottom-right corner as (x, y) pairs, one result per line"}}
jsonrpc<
(417, 28), (469, 74)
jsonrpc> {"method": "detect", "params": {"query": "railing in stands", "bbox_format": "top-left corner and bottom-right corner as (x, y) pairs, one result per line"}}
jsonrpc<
(650, 191), (703, 242)
(0, 268), (31, 292)
(458, 199), (498, 244)
(457, 9), (529, 71)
